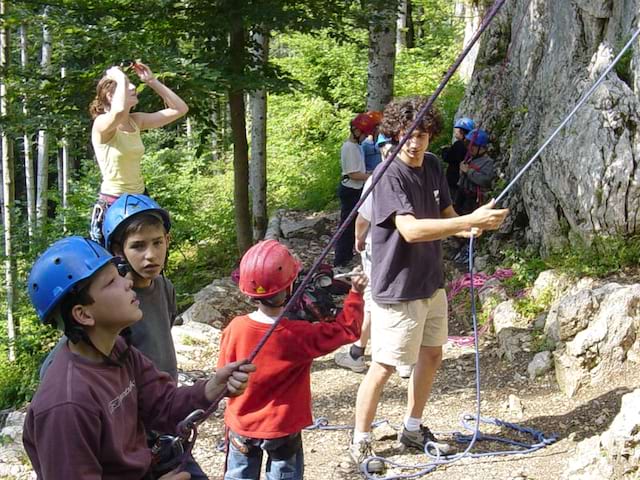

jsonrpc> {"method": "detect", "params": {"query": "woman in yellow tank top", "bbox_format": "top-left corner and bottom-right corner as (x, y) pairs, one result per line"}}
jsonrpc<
(88, 61), (188, 243)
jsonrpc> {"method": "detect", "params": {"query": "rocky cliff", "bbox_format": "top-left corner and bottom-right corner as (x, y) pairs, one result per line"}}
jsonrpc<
(458, 0), (640, 253)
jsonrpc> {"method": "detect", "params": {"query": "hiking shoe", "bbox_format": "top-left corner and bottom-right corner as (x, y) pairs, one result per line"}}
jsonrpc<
(334, 350), (367, 373)
(396, 364), (413, 379)
(349, 440), (385, 474)
(398, 425), (452, 455)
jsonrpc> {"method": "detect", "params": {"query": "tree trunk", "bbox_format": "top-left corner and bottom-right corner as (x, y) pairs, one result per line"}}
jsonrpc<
(367, 3), (397, 111)
(229, 21), (252, 254)
(20, 24), (35, 239)
(249, 30), (269, 241)
(1, 0), (16, 361)
(396, 0), (407, 51)
(60, 67), (69, 230)
(405, 0), (414, 48)
(36, 7), (52, 228)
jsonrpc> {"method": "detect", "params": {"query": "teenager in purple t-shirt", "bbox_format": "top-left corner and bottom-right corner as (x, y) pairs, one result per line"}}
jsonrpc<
(348, 97), (509, 473)
(23, 237), (255, 480)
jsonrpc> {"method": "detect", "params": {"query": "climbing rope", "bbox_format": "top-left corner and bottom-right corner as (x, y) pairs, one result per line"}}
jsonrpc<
(168, 0), (511, 473)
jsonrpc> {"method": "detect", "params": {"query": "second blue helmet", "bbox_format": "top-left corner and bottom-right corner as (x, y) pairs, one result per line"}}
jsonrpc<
(465, 129), (490, 147)
(102, 194), (171, 251)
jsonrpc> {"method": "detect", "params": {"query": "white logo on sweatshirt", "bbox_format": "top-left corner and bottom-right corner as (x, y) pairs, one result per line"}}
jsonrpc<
(434, 189), (440, 206)
(109, 380), (136, 414)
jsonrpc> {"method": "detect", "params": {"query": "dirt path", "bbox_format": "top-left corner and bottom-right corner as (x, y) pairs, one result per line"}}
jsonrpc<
(184, 296), (639, 480)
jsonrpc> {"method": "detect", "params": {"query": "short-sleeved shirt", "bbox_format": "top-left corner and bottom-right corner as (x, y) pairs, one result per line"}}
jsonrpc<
(370, 153), (452, 303)
(341, 140), (366, 189)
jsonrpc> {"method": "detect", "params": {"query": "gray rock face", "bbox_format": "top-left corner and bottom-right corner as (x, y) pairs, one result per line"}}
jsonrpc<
(459, 0), (640, 252)
(493, 299), (532, 361)
(563, 389), (640, 479)
(552, 283), (640, 396)
(527, 350), (553, 379)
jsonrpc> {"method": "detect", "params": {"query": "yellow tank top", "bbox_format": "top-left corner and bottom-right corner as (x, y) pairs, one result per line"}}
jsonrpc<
(94, 119), (145, 195)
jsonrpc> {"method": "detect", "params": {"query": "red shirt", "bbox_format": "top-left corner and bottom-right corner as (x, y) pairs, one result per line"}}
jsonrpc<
(218, 291), (364, 438)
(23, 338), (211, 479)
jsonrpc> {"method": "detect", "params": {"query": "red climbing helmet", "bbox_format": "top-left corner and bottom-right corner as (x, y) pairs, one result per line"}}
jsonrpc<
(351, 113), (378, 136)
(366, 110), (383, 125)
(239, 240), (301, 298)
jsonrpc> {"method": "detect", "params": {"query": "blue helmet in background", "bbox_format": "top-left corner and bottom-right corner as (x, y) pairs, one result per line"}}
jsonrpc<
(102, 194), (171, 250)
(28, 237), (114, 324)
(465, 129), (490, 147)
(376, 133), (392, 147)
(454, 117), (475, 133)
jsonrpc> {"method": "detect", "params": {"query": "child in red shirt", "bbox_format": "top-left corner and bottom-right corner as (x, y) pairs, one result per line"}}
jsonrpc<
(218, 240), (366, 479)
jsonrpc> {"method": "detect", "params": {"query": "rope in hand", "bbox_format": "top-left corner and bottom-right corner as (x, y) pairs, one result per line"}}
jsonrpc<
(170, 0), (511, 472)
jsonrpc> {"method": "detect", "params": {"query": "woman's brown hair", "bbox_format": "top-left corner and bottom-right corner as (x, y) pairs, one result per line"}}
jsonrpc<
(88, 77), (117, 119)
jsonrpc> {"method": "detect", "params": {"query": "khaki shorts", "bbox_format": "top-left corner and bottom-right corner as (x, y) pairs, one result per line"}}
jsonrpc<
(370, 289), (448, 366)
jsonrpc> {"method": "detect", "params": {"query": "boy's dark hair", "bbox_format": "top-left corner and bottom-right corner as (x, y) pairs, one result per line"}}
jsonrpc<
(56, 279), (95, 343)
(112, 212), (167, 249)
(380, 96), (443, 141)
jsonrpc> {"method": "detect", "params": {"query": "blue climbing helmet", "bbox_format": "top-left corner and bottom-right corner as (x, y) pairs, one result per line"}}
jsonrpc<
(465, 128), (490, 147)
(376, 133), (392, 148)
(102, 194), (171, 251)
(28, 236), (114, 324)
(454, 117), (475, 133)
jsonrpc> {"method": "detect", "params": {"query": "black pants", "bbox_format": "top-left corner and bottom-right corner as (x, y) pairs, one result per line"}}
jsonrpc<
(334, 184), (362, 267)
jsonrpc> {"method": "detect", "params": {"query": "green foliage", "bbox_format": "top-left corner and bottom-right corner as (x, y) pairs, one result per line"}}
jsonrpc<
(501, 247), (549, 295)
(547, 235), (640, 278)
(514, 287), (553, 321)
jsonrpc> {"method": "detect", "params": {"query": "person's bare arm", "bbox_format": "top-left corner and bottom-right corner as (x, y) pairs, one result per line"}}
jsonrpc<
(130, 62), (189, 130)
(395, 200), (507, 243)
(347, 171), (370, 181)
(355, 214), (370, 252)
(92, 67), (129, 144)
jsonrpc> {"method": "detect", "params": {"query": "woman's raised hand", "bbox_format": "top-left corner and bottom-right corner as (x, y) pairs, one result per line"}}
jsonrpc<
(132, 61), (156, 83)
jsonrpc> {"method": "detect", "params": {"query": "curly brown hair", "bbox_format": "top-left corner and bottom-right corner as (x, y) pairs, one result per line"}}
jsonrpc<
(88, 76), (117, 119)
(380, 96), (443, 141)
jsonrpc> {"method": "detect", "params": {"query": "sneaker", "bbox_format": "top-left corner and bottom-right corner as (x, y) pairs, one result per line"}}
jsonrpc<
(334, 350), (367, 373)
(396, 364), (414, 379)
(349, 440), (385, 474)
(398, 425), (452, 455)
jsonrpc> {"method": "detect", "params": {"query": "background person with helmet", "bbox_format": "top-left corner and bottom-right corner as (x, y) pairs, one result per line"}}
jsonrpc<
(218, 240), (367, 480)
(335, 113), (380, 268)
(456, 128), (496, 215)
(442, 116), (475, 198)
(39, 194), (210, 478)
(361, 111), (384, 173)
(23, 236), (254, 480)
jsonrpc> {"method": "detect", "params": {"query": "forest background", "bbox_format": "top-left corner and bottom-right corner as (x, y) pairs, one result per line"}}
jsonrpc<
(0, 0), (469, 409)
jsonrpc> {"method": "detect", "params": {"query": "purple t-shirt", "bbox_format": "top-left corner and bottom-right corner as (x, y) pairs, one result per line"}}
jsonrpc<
(371, 153), (451, 303)
(23, 337), (210, 480)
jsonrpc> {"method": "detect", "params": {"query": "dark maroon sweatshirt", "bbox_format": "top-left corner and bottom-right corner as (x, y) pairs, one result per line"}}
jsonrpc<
(23, 337), (211, 479)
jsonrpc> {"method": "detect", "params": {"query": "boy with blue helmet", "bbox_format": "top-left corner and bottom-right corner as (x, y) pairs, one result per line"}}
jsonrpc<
(456, 128), (496, 215)
(40, 194), (210, 478)
(23, 236), (254, 480)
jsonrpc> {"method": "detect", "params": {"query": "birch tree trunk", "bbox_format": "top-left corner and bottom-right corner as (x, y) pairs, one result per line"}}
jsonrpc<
(20, 24), (35, 239)
(367, 3), (398, 111)
(60, 67), (69, 230)
(36, 7), (52, 228)
(229, 21), (252, 254)
(249, 30), (269, 241)
(1, 0), (16, 361)
(396, 0), (407, 51)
